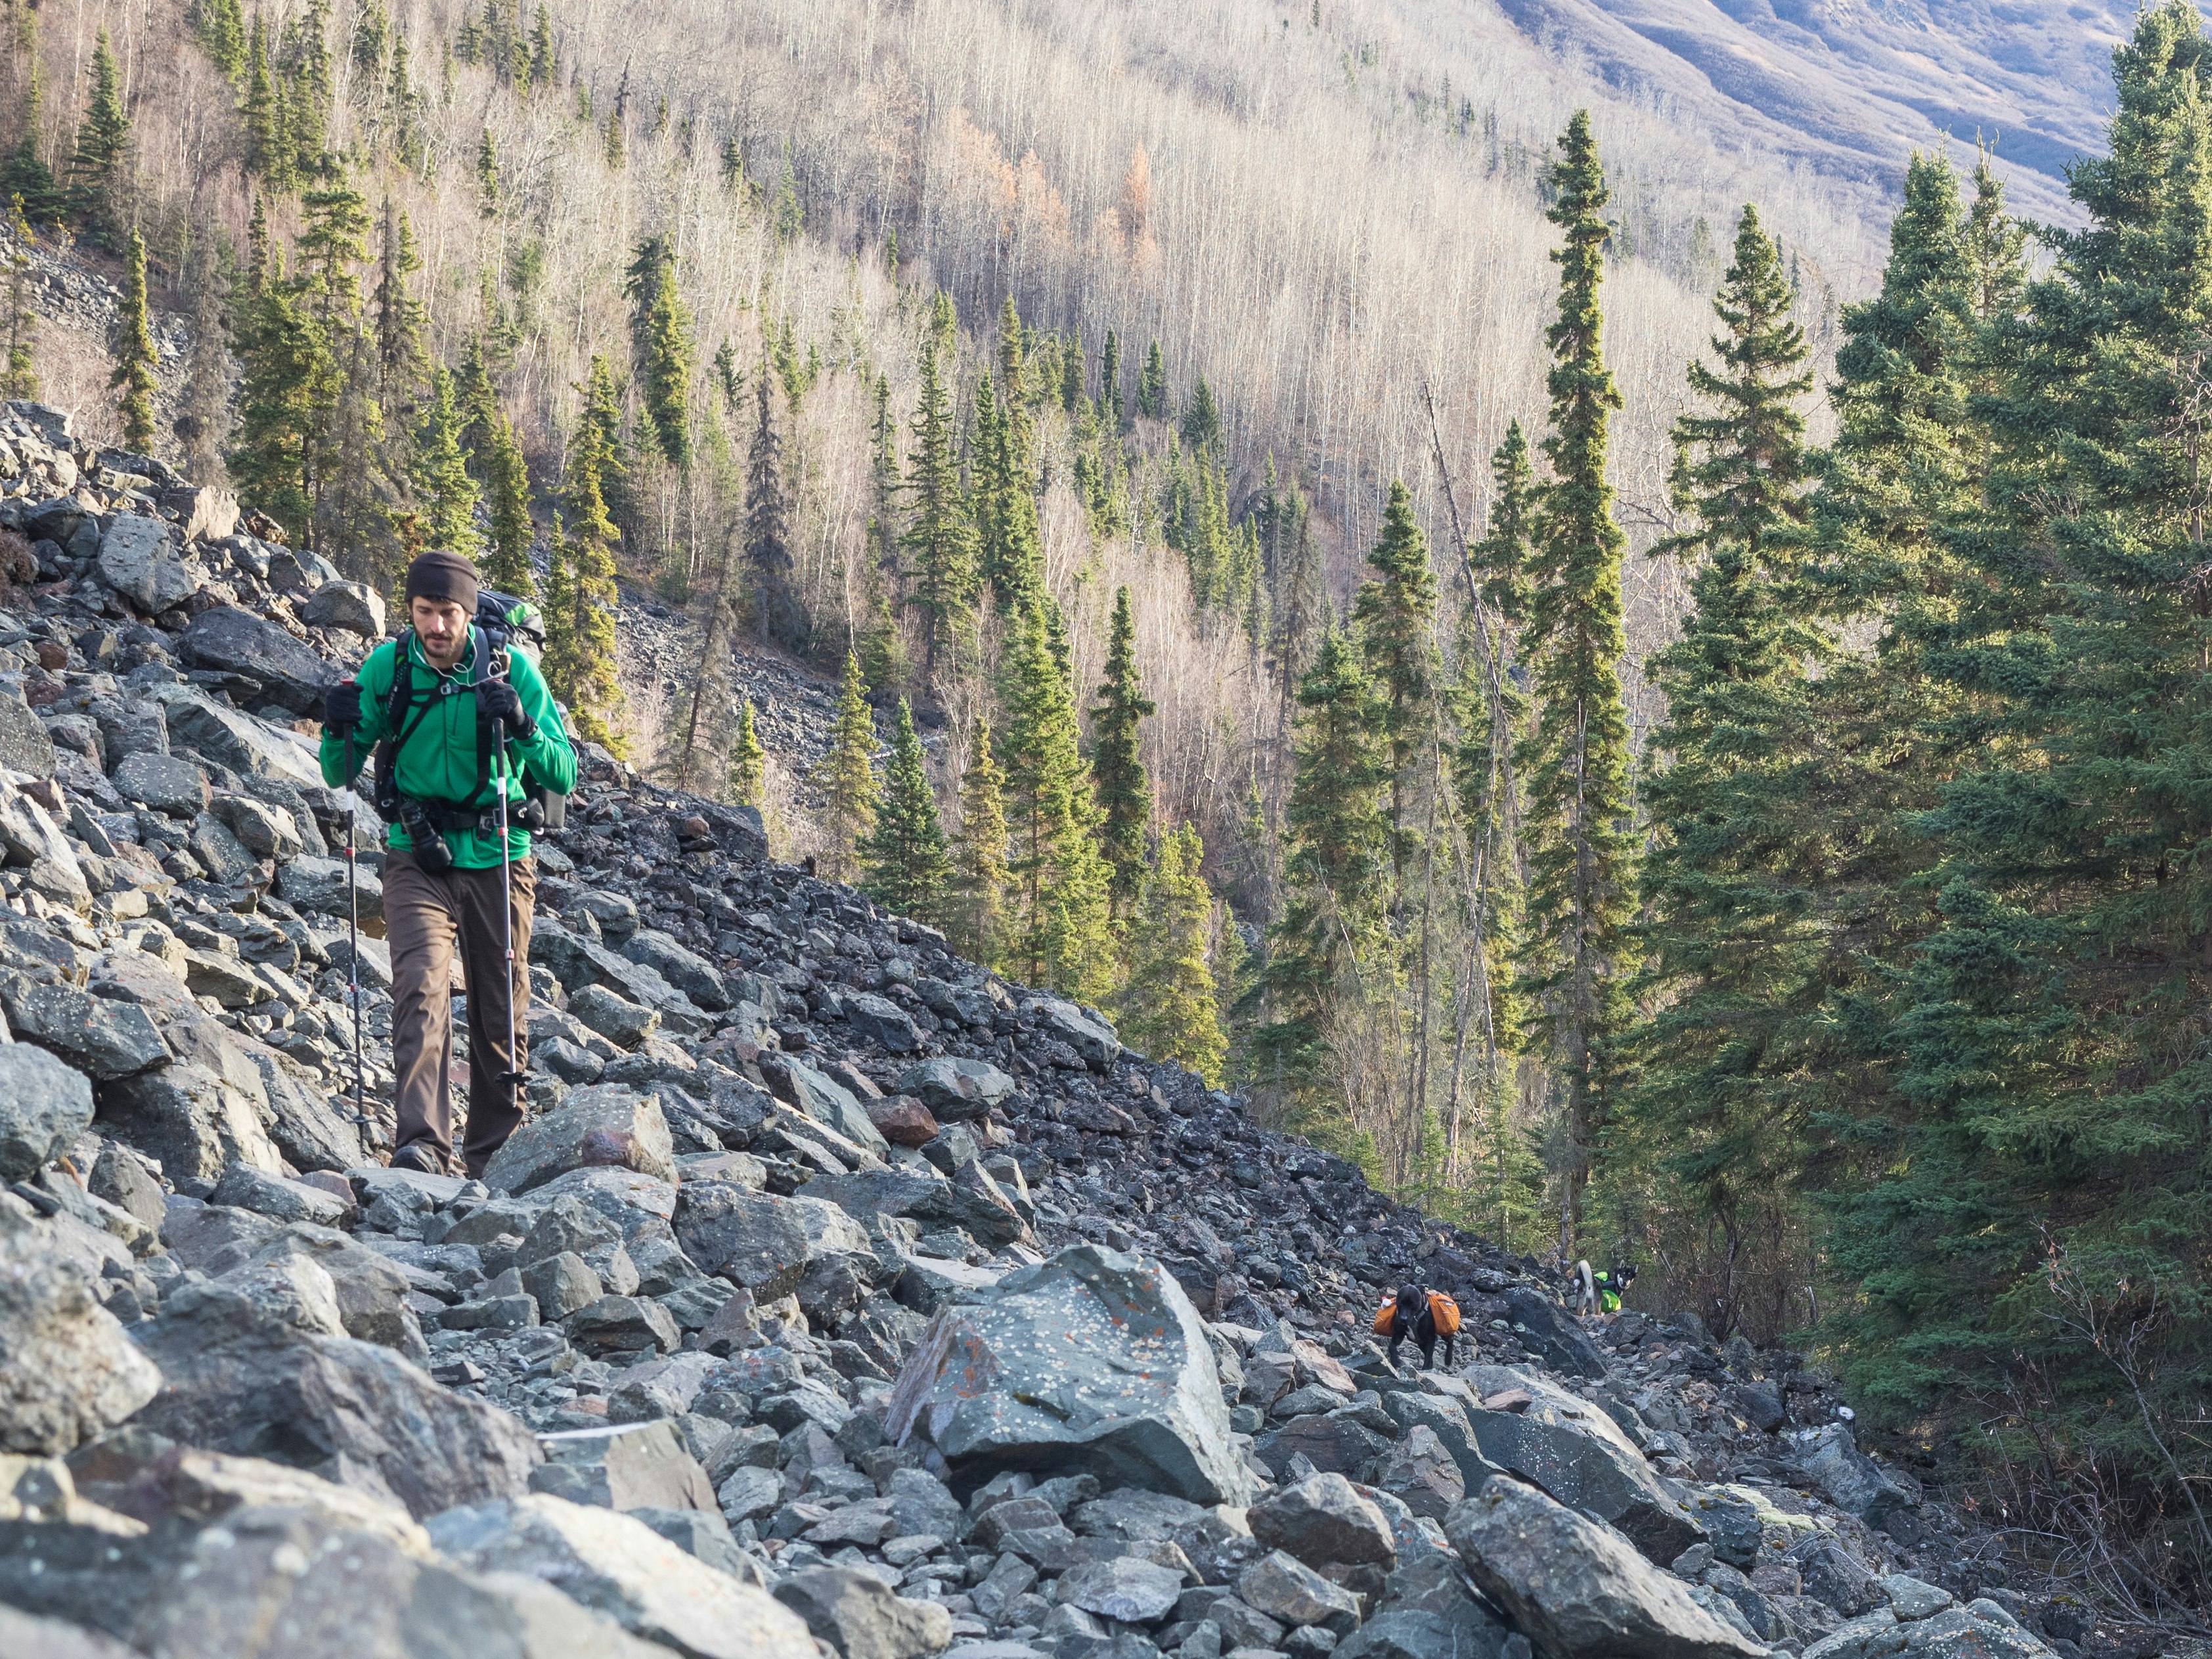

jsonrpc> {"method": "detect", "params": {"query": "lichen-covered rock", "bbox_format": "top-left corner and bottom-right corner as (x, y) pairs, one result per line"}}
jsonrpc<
(0, 1206), (161, 1454)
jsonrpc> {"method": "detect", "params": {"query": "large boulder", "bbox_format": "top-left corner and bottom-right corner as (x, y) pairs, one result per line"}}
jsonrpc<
(0, 1206), (161, 1453)
(0, 1040), (96, 1180)
(675, 1183), (877, 1306)
(97, 1052), (286, 1197)
(428, 1493), (818, 1659)
(774, 1566), (957, 1659)
(883, 1243), (1249, 1505)
(1445, 1479), (1767, 1659)
(1790, 1427), (1920, 1528)
(483, 1085), (675, 1197)
(0, 1502), (669, 1658)
(621, 929), (729, 1011)
(129, 1297), (541, 1518)
(150, 682), (325, 790)
(178, 605), (334, 716)
(845, 992), (923, 1054)
(1, 977), (169, 1081)
(1380, 1386), (1504, 1499)
(113, 750), (210, 817)
(529, 1420), (718, 1513)
(1020, 996), (1118, 1067)
(777, 1058), (894, 1157)
(896, 1057), (1016, 1122)
(301, 579), (387, 638)
(1460, 1365), (1706, 1564)
(805, 1165), (1030, 1250)
(0, 684), (55, 778)
(96, 514), (194, 613)
(1249, 1472), (1397, 1567)
(1502, 1286), (1610, 1379)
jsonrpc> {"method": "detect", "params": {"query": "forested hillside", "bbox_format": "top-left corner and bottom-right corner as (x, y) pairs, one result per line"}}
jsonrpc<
(2, 0), (2207, 1627)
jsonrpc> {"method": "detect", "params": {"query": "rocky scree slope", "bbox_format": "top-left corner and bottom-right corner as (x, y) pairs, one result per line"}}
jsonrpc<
(0, 397), (2085, 1658)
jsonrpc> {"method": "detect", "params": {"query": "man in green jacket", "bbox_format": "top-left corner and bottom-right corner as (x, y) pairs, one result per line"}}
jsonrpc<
(321, 550), (578, 1177)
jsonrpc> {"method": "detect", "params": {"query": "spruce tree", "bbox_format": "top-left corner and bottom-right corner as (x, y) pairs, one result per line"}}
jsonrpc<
(1098, 329), (1122, 428)
(818, 653), (879, 881)
(528, 7), (555, 86)
(626, 236), (692, 468)
(999, 600), (1116, 1000)
(411, 366), (479, 555)
(111, 229), (158, 455)
(1352, 479), (1439, 885)
(949, 718), (1010, 970)
(1137, 339), (1166, 419)
(371, 200), (428, 402)
(476, 128), (500, 217)
(745, 371), (807, 650)
(1181, 375), (1221, 452)
(862, 697), (948, 921)
(1620, 203), (1823, 1310)
(1254, 624), (1389, 1088)
(1519, 111), (1637, 1249)
(544, 356), (627, 751)
(1124, 824), (1228, 1086)
(3, 196), (37, 399)
(229, 247), (328, 539)
(727, 697), (766, 807)
(0, 29), (64, 225)
(69, 31), (129, 248)
(1090, 585), (1155, 913)
(900, 333), (976, 680)
(482, 411), (533, 594)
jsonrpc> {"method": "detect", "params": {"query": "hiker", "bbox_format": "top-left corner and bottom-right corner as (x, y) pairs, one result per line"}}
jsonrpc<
(319, 550), (577, 1178)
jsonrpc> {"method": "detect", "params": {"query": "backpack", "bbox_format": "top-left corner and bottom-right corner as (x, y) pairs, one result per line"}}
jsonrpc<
(1371, 1300), (1396, 1337)
(1427, 1291), (1461, 1336)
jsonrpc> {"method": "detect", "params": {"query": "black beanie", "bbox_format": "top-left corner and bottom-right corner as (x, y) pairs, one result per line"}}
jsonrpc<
(405, 549), (481, 613)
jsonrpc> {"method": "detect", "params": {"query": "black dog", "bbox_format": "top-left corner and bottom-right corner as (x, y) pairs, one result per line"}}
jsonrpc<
(1384, 1283), (1457, 1371)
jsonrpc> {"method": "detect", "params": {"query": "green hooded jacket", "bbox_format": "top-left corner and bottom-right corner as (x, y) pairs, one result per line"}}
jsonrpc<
(319, 629), (577, 868)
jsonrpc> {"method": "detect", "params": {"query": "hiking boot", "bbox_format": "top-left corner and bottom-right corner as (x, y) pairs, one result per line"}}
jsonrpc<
(389, 1139), (456, 1176)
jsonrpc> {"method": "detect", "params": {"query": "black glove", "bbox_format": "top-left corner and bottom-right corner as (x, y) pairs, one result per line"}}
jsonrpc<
(477, 677), (536, 741)
(324, 681), (363, 729)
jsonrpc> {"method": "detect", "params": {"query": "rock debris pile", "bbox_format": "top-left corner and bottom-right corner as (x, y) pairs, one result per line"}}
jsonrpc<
(0, 398), (2089, 1657)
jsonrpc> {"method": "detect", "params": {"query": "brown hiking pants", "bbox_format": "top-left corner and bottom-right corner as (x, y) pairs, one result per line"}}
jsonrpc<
(384, 851), (536, 1178)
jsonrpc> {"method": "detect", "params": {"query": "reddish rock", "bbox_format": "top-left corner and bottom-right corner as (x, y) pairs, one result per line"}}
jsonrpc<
(868, 1095), (939, 1149)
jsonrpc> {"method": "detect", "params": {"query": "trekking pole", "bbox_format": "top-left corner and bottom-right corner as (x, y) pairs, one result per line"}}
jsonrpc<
(342, 726), (366, 1126)
(493, 724), (525, 1127)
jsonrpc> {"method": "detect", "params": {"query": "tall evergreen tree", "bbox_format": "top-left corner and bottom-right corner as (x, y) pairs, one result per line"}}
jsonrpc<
(626, 236), (692, 468)
(949, 718), (1010, 971)
(1123, 824), (1228, 1085)
(476, 128), (500, 217)
(411, 366), (479, 554)
(69, 31), (130, 248)
(1098, 329), (1122, 428)
(229, 247), (328, 539)
(1254, 625), (1390, 1090)
(0, 22), (63, 225)
(999, 600), (1116, 1000)
(1352, 479), (1440, 885)
(544, 355), (626, 751)
(1618, 203), (1823, 1318)
(727, 697), (766, 808)
(1181, 374), (1221, 452)
(862, 697), (948, 921)
(371, 200), (428, 401)
(3, 196), (37, 399)
(111, 229), (158, 454)
(818, 653), (879, 881)
(1137, 338), (1166, 419)
(1518, 111), (1637, 1249)
(1091, 585), (1155, 914)
(745, 370), (807, 650)
(482, 411), (533, 594)
(900, 332), (975, 680)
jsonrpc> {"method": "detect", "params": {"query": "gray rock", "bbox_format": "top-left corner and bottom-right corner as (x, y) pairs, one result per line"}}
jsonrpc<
(1501, 1287), (1610, 1380)
(1688, 1490), (1764, 1569)
(1445, 1479), (1765, 1659)
(522, 1249), (604, 1317)
(189, 810), (261, 884)
(567, 983), (662, 1048)
(884, 1243), (1249, 1505)
(274, 853), (384, 922)
(232, 1033), (368, 1174)
(1021, 995), (1119, 1067)
(89, 1142), (165, 1230)
(1253, 1413), (1394, 1483)
(210, 1160), (351, 1226)
(1249, 1472), (1396, 1568)
(240, 1226), (426, 1361)
(429, 1493), (818, 1659)
(1333, 1610), (1513, 1659)
(114, 749), (210, 816)
(179, 604), (334, 715)
(1880, 1576), (1952, 1621)
(1238, 1550), (1363, 1635)
(129, 1306), (541, 1518)
(97, 1054), (286, 1196)
(530, 1420), (719, 1513)
(718, 1463), (782, 1523)
(1379, 1390), (1501, 1500)
(809, 1166), (1030, 1250)
(1058, 1555), (1187, 1623)
(152, 682), (325, 789)
(1460, 1366), (1706, 1564)
(1730, 1379), (1787, 1433)
(0, 1502), (671, 1658)
(675, 1182), (877, 1302)
(629, 1504), (759, 1582)
(0, 1206), (162, 1453)
(0, 1040), (95, 1180)
(0, 686), (55, 778)
(1802, 1610), (1905, 1659)
(166, 484), (240, 543)
(565, 1294), (682, 1355)
(774, 1566), (957, 1659)
(301, 579), (388, 638)
(622, 929), (729, 1010)
(210, 791), (303, 859)
(1379, 1425), (1465, 1522)
(779, 1057), (894, 1155)
(483, 1084), (676, 1197)
(96, 515), (194, 613)
(0, 1604), (138, 1657)
(897, 1057), (1016, 1122)
(1791, 1427), (1920, 1527)
(847, 990), (923, 1053)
